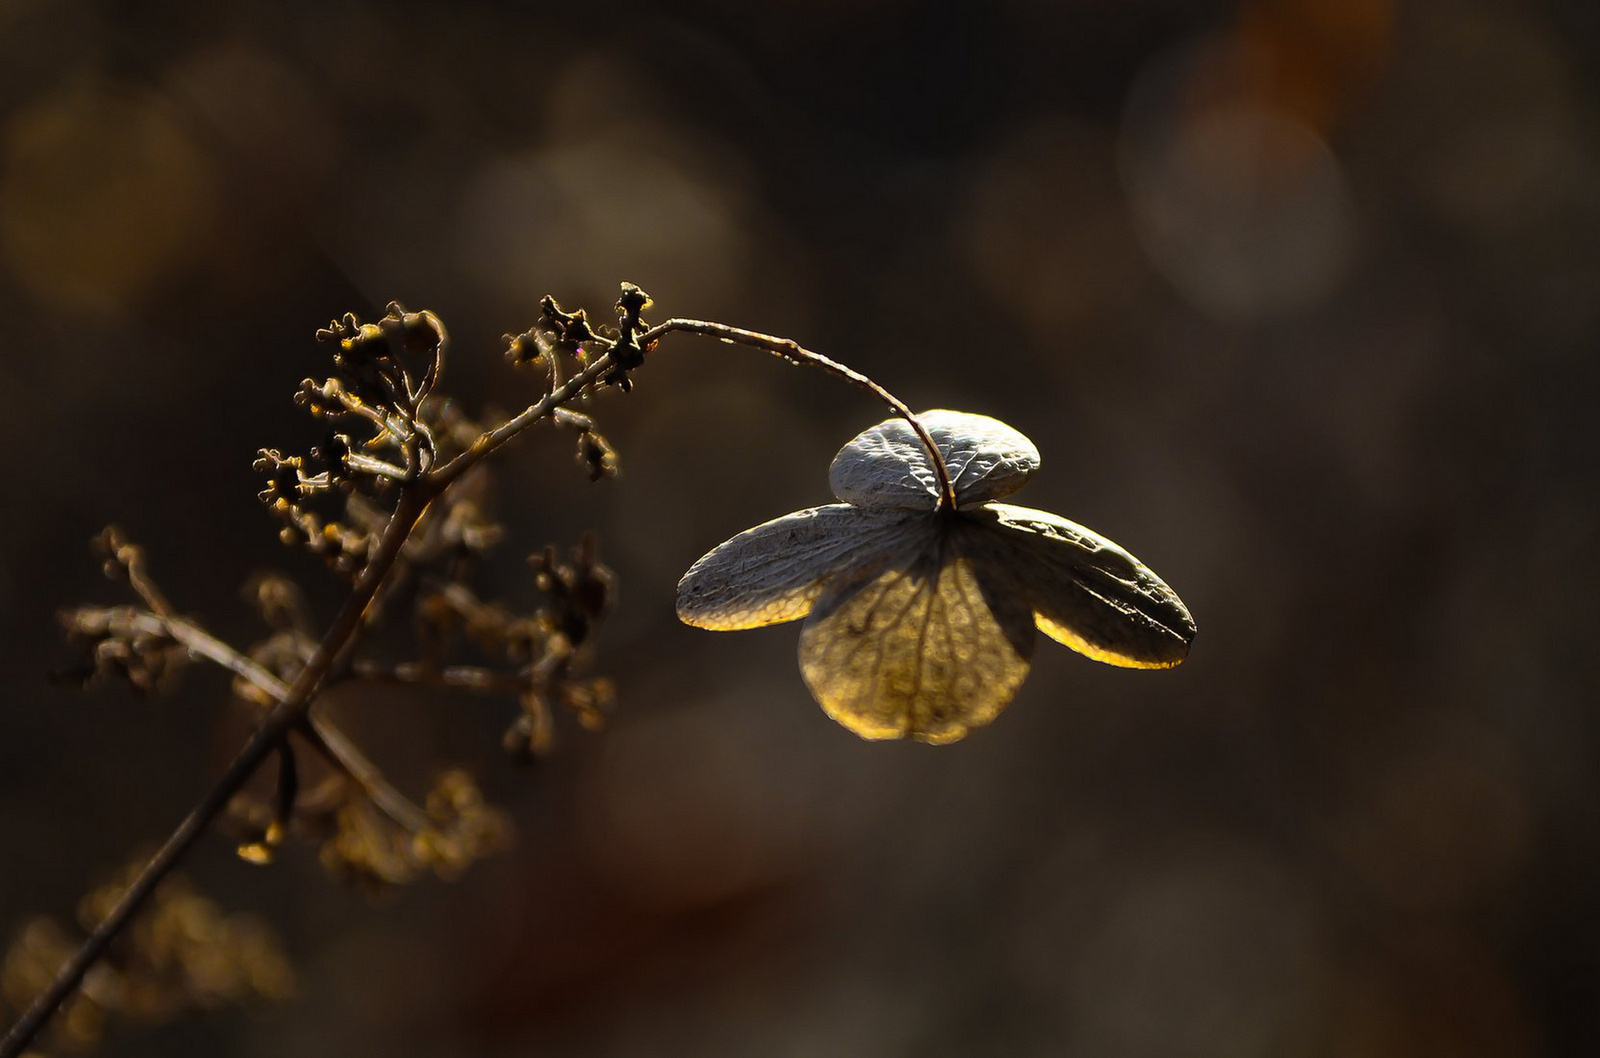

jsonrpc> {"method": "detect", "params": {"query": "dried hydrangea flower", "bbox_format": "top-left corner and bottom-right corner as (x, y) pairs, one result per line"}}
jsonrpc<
(677, 410), (1196, 744)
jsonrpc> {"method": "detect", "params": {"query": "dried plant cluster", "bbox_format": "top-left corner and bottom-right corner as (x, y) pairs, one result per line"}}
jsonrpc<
(4, 289), (650, 1058)
(3, 285), (1191, 1057)
(59, 306), (619, 890)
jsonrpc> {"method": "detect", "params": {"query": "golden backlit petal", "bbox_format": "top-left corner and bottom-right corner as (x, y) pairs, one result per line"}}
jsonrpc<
(797, 529), (1035, 743)
(979, 503), (1195, 668)
(829, 409), (1041, 510)
(676, 505), (936, 630)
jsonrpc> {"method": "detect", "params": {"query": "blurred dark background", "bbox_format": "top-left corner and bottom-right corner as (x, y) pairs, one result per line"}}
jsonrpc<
(2, 0), (1597, 1054)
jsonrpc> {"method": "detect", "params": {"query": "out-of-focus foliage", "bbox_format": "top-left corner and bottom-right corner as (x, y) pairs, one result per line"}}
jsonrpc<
(1, 867), (292, 1056)
(1, 0), (1596, 1055)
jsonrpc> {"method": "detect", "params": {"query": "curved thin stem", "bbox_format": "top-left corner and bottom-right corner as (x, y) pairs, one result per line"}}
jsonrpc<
(104, 609), (284, 696)
(299, 716), (430, 833)
(637, 318), (959, 511)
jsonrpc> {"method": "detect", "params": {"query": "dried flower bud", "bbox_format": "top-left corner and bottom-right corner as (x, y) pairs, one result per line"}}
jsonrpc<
(576, 428), (619, 482)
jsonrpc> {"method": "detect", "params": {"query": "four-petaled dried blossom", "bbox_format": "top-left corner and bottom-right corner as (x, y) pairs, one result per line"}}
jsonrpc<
(676, 410), (1196, 744)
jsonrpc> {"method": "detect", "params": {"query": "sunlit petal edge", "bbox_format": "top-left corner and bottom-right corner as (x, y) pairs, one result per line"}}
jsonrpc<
(978, 502), (1195, 669)
(675, 504), (936, 630)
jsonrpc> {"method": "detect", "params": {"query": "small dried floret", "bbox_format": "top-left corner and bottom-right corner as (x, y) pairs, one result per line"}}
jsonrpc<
(253, 449), (305, 504)
(615, 283), (652, 318)
(502, 692), (554, 762)
(436, 495), (504, 556)
(576, 428), (619, 482)
(413, 770), (513, 879)
(290, 769), (512, 893)
(531, 535), (615, 647)
(555, 675), (613, 732)
(58, 606), (189, 696)
(241, 572), (312, 634)
(503, 328), (549, 368)
(538, 295), (595, 345)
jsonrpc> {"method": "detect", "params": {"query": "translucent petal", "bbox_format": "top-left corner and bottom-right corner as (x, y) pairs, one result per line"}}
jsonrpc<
(977, 503), (1195, 669)
(829, 409), (1041, 510)
(677, 505), (937, 630)
(798, 524), (1036, 743)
